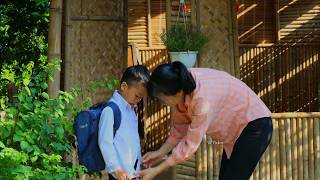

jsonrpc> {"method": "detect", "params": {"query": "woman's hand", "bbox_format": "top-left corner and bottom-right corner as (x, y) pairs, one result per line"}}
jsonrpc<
(142, 150), (164, 168)
(138, 167), (159, 180)
(114, 169), (131, 180)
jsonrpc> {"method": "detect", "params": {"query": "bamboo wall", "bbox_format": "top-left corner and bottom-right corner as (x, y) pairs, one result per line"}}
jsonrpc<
(197, 0), (238, 75)
(239, 44), (320, 112)
(278, 0), (320, 44)
(63, 0), (127, 103)
(192, 112), (320, 180)
(237, 0), (276, 44)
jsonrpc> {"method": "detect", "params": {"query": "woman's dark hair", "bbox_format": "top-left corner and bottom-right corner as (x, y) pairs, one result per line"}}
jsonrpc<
(120, 65), (150, 86)
(147, 61), (196, 99)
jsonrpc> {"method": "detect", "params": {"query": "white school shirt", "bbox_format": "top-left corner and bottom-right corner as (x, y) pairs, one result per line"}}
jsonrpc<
(98, 90), (141, 178)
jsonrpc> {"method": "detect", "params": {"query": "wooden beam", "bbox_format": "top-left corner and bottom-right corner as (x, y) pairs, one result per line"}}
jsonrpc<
(48, 0), (63, 98)
(147, 0), (152, 47)
(70, 16), (125, 21)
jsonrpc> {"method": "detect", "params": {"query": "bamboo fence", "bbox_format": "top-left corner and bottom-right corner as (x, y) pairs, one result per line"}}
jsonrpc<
(189, 112), (320, 180)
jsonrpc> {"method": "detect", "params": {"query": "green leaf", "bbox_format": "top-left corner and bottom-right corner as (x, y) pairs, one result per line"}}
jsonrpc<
(13, 134), (23, 142)
(25, 87), (31, 96)
(41, 92), (49, 99)
(20, 141), (29, 150)
(0, 141), (5, 148)
(55, 127), (64, 139)
(30, 155), (38, 163)
(107, 82), (113, 90)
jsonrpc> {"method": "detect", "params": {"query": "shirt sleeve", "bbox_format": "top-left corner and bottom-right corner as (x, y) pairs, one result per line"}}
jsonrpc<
(165, 110), (188, 146)
(165, 98), (211, 166)
(98, 107), (121, 173)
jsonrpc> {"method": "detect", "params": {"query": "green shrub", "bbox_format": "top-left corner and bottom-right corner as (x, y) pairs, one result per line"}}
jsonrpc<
(0, 59), (118, 179)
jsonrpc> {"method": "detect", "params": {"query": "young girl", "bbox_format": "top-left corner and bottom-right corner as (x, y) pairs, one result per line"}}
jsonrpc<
(139, 62), (273, 180)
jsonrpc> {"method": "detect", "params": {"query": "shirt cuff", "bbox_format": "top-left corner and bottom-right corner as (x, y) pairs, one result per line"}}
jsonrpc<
(106, 163), (121, 174)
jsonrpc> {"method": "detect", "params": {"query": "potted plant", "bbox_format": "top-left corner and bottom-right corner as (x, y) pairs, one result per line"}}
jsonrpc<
(160, 25), (207, 67)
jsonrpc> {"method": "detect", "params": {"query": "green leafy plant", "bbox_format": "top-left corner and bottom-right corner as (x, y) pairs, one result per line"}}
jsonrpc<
(0, 59), (118, 179)
(160, 24), (208, 52)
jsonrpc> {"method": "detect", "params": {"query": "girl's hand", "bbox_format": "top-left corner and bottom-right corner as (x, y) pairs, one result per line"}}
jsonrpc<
(142, 150), (164, 168)
(139, 167), (159, 180)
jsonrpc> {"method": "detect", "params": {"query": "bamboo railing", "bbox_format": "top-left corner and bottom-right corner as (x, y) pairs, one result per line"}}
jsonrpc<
(194, 112), (320, 180)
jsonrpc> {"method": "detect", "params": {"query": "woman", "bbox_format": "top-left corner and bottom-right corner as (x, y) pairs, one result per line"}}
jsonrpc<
(139, 62), (273, 180)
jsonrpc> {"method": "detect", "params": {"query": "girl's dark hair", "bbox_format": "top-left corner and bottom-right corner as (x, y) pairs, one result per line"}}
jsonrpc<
(147, 61), (196, 99)
(120, 65), (150, 86)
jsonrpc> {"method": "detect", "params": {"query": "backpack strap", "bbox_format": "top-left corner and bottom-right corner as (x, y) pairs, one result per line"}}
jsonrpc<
(106, 101), (121, 137)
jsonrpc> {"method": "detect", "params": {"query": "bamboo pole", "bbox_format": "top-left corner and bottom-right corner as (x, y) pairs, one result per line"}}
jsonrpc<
(297, 118), (303, 180)
(274, 119), (281, 180)
(285, 119), (293, 180)
(314, 117), (320, 178)
(196, 145), (202, 180)
(272, 112), (320, 118)
(303, 118), (309, 180)
(279, 119), (286, 179)
(265, 144), (270, 180)
(308, 118), (314, 180)
(207, 138), (213, 180)
(253, 161), (259, 180)
(202, 136), (208, 180)
(48, 0), (63, 98)
(212, 143), (218, 180)
(259, 147), (265, 180)
(291, 118), (298, 180)
(270, 119), (276, 180)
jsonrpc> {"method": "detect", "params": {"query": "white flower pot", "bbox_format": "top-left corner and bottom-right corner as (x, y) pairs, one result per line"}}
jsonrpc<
(168, 51), (198, 68)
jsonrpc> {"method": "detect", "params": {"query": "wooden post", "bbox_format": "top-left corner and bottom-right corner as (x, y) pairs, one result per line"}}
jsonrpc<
(147, 0), (152, 47)
(228, 0), (239, 77)
(48, 0), (63, 98)
(166, 0), (172, 30)
(275, 0), (280, 42)
(190, 0), (197, 31)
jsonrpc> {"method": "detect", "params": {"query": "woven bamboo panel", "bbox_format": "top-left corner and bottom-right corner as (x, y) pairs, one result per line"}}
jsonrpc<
(82, 0), (123, 17)
(197, 0), (236, 73)
(64, 0), (126, 104)
(279, 0), (320, 43)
